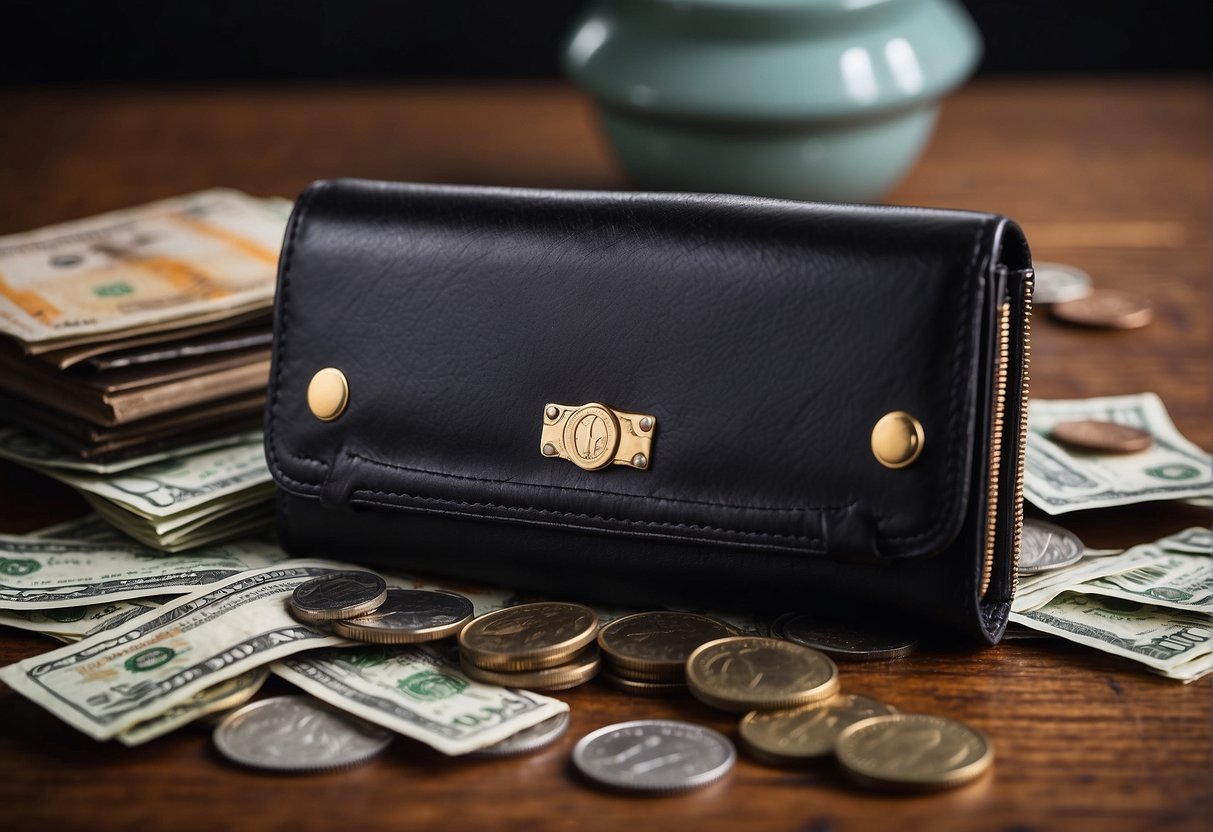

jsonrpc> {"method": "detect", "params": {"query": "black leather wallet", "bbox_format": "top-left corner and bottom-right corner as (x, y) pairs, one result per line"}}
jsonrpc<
(265, 179), (1034, 643)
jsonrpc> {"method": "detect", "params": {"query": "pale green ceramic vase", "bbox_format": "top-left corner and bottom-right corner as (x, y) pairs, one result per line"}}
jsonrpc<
(563, 0), (982, 202)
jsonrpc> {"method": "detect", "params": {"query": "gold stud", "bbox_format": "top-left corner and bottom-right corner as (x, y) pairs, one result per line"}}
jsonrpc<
(871, 411), (924, 469)
(307, 368), (349, 421)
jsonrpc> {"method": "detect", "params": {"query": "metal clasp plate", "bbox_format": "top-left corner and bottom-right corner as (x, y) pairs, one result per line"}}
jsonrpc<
(540, 402), (655, 471)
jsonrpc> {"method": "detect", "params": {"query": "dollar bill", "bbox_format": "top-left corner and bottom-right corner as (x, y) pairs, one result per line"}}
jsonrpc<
(1024, 393), (1212, 514)
(0, 598), (164, 640)
(1009, 592), (1212, 681)
(84, 494), (275, 552)
(0, 426), (262, 476)
(0, 189), (285, 348)
(116, 667), (269, 747)
(0, 437), (272, 521)
(0, 561), (350, 740)
(1014, 528), (1211, 612)
(1070, 553), (1211, 613)
(0, 535), (287, 609)
(273, 646), (569, 756)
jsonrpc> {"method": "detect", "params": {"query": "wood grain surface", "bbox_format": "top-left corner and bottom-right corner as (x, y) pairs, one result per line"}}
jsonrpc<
(0, 77), (1209, 832)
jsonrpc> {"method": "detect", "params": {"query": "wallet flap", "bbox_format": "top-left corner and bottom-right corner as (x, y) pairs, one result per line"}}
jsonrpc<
(266, 180), (1027, 563)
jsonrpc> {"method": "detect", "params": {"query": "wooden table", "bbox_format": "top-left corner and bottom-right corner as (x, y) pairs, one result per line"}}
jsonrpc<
(0, 78), (1209, 832)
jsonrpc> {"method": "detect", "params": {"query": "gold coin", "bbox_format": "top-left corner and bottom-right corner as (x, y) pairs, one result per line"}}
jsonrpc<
(458, 602), (598, 671)
(1049, 419), (1153, 454)
(330, 589), (474, 644)
(835, 713), (994, 792)
(603, 661), (686, 684)
(738, 694), (896, 765)
(597, 611), (735, 674)
(459, 644), (600, 691)
(600, 672), (688, 697)
(686, 636), (839, 712)
(1050, 290), (1153, 329)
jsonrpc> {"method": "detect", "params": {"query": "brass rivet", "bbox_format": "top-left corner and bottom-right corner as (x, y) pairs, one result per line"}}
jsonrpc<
(638, 416), (654, 432)
(545, 405), (560, 421)
(871, 411), (924, 469)
(307, 368), (349, 421)
(631, 453), (648, 468)
(542, 442), (558, 456)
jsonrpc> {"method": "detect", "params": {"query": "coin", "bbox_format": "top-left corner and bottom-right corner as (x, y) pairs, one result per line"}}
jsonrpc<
(597, 611), (735, 674)
(289, 571), (387, 623)
(470, 712), (570, 758)
(739, 694), (896, 765)
(605, 662), (687, 684)
(600, 672), (688, 697)
(1050, 290), (1153, 329)
(459, 602), (598, 670)
(1049, 419), (1154, 454)
(771, 613), (917, 661)
(1031, 261), (1093, 304)
(460, 644), (601, 691)
(572, 720), (735, 794)
(330, 588), (473, 644)
(213, 695), (393, 772)
(1018, 519), (1085, 574)
(686, 636), (839, 712)
(835, 713), (993, 791)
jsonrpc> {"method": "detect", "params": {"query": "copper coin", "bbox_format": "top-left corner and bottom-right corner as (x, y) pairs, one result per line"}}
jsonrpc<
(459, 644), (601, 691)
(458, 602), (598, 671)
(1050, 290), (1153, 329)
(1048, 419), (1154, 454)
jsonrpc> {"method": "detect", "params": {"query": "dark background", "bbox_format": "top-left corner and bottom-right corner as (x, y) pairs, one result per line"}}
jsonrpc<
(0, 0), (1208, 85)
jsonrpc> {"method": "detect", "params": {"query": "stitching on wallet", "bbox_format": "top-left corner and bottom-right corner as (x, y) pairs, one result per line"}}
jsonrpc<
(345, 451), (854, 516)
(352, 488), (825, 545)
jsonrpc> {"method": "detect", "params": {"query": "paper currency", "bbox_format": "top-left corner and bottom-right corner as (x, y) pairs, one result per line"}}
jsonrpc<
(1009, 592), (1212, 681)
(4, 437), (272, 520)
(0, 598), (164, 641)
(273, 645), (570, 756)
(1024, 393), (1212, 514)
(0, 189), (286, 349)
(0, 434), (274, 550)
(0, 425), (262, 476)
(1013, 528), (1210, 613)
(0, 535), (286, 609)
(0, 561), (350, 740)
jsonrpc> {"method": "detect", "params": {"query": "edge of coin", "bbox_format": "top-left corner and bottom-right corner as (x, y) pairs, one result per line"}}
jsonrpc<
(458, 603), (599, 670)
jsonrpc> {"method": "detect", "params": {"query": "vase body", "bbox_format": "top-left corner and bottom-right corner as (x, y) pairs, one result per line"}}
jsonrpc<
(564, 0), (982, 202)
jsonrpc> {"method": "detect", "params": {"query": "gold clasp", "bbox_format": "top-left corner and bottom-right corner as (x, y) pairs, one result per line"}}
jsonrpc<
(540, 402), (655, 471)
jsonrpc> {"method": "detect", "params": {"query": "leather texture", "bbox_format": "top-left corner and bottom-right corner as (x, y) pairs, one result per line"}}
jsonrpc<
(265, 179), (1033, 643)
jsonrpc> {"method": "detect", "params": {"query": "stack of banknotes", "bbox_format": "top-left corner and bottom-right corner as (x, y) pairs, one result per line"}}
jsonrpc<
(0, 190), (289, 459)
(1017, 393), (1212, 679)
(0, 191), (290, 548)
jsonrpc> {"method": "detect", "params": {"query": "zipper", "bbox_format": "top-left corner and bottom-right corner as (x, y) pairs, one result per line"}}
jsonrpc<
(980, 273), (1033, 598)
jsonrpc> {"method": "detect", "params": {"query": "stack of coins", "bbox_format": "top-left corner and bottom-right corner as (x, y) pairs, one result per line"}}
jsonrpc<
(596, 611), (734, 696)
(683, 635), (992, 791)
(288, 571), (474, 645)
(457, 602), (601, 691)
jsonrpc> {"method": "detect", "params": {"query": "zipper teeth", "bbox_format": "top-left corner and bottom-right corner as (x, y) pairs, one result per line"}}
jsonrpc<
(981, 302), (1012, 597)
(1011, 275), (1035, 599)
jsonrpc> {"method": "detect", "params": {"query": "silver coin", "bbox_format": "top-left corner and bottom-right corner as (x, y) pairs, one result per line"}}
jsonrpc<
(331, 588), (474, 644)
(572, 719), (735, 794)
(1031, 261), (1093, 305)
(213, 695), (393, 772)
(1018, 519), (1085, 574)
(772, 614), (917, 661)
(289, 571), (388, 622)
(470, 712), (570, 758)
